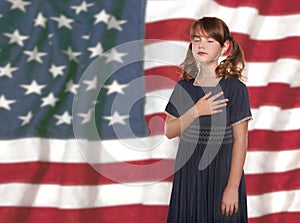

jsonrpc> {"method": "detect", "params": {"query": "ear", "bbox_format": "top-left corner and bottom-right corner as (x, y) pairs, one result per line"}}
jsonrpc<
(222, 41), (230, 55)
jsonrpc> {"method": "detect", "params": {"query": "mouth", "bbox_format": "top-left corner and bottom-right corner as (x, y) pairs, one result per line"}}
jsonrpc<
(197, 52), (207, 55)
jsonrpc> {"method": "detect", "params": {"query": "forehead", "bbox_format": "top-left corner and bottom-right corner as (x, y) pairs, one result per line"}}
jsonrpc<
(191, 26), (211, 38)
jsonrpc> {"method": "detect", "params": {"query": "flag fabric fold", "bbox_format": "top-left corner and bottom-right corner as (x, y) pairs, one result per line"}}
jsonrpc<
(0, 0), (299, 222)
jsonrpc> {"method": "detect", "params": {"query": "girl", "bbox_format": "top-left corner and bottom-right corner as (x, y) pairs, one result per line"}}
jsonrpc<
(165, 17), (252, 222)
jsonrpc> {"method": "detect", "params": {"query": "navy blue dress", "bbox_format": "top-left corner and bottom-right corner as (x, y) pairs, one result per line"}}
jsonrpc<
(165, 77), (252, 223)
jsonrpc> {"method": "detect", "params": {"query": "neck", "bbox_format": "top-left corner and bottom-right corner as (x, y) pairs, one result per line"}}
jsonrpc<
(196, 61), (217, 78)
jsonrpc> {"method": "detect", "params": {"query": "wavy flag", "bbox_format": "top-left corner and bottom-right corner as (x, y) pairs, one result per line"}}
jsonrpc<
(0, 0), (299, 222)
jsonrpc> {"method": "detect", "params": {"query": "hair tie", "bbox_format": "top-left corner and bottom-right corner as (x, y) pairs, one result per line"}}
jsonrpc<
(227, 36), (234, 41)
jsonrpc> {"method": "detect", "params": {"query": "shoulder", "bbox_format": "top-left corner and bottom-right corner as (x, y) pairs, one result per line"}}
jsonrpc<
(174, 79), (194, 89)
(224, 77), (248, 90)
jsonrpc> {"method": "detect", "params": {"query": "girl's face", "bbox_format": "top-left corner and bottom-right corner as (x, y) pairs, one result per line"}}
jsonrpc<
(191, 30), (226, 67)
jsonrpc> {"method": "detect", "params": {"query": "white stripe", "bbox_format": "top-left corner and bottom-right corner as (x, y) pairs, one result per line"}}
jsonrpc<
(246, 59), (300, 87)
(245, 150), (300, 174)
(1, 138), (300, 174)
(144, 41), (188, 70)
(0, 182), (299, 219)
(0, 136), (179, 163)
(0, 182), (172, 208)
(144, 42), (300, 87)
(249, 107), (300, 131)
(146, 0), (300, 40)
(247, 190), (300, 218)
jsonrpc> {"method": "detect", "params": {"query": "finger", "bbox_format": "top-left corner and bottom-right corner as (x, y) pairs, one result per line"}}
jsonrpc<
(201, 91), (212, 100)
(221, 204), (226, 215)
(208, 91), (224, 101)
(234, 204), (239, 213)
(211, 101), (227, 109)
(229, 206), (234, 216)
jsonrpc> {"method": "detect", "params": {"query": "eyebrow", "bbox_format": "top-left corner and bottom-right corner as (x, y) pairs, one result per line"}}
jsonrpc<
(192, 34), (211, 39)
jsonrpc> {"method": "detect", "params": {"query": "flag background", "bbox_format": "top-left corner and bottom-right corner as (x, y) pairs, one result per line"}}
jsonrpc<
(0, 0), (300, 223)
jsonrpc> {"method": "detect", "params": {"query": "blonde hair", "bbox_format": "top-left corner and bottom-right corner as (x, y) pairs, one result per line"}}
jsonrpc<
(181, 17), (246, 81)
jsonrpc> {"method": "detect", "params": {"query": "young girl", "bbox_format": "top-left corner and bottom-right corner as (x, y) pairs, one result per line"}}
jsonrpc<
(165, 17), (252, 222)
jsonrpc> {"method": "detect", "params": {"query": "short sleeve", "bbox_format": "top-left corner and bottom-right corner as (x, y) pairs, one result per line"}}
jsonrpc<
(165, 82), (182, 118)
(228, 80), (252, 126)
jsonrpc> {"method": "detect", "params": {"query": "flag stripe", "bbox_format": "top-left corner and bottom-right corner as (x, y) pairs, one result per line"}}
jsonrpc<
(0, 206), (299, 223)
(248, 130), (300, 151)
(1, 139), (300, 174)
(1, 161), (300, 196)
(215, 0), (300, 15)
(0, 160), (174, 185)
(0, 206), (169, 223)
(145, 114), (300, 151)
(146, 1), (300, 40)
(146, 19), (300, 42)
(247, 190), (300, 218)
(146, 23), (300, 61)
(144, 43), (300, 87)
(145, 68), (300, 109)
(0, 183), (299, 219)
(144, 93), (300, 131)
(246, 169), (300, 195)
(248, 212), (300, 223)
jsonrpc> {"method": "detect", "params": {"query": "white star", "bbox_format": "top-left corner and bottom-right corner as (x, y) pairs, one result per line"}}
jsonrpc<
(104, 48), (127, 63)
(49, 64), (65, 78)
(0, 63), (18, 78)
(62, 47), (82, 62)
(78, 109), (93, 124)
(103, 111), (129, 126)
(41, 93), (58, 107)
(20, 80), (46, 95)
(0, 95), (16, 110)
(24, 46), (47, 63)
(4, 29), (29, 46)
(88, 43), (103, 58)
(83, 76), (98, 91)
(107, 16), (127, 31)
(94, 9), (110, 25)
(71, 1), (94, 14)
(6, 0), (30, 12)
(104, 80), (128, 95)
(51, 15), (74, 29)
(34, 12), (47, 28)
(82, 34), (90, 40)
(54, 111), (72, 125)
(18, 111), (33, 126)
(65, 80), (79, 94)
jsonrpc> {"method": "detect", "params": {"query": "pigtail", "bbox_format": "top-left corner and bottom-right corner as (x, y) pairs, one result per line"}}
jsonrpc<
(215, 37), (246, 80)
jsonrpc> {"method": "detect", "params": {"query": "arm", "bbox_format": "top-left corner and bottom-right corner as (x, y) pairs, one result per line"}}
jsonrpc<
(164, 91), (228, 139)
(221, 120), (249, 216)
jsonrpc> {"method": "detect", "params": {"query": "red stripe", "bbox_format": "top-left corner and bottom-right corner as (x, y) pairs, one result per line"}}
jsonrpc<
(246, 169), (300, 195)
(146, 20), (300, 61)
(1, 206), (299, 223)
(249, 212), (300, 223)
(0, 205), (169, 223)
(3, 160), (300, 196)
(0, 160), (174, 185)
(248, 84), (300, 109)
(248, 130), (300, 151)
(215, 0), (300, 15)
(144, 66), (181, 92)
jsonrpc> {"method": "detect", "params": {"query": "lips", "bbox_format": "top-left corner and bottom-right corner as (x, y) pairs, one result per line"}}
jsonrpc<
(197, 51), (207, 55)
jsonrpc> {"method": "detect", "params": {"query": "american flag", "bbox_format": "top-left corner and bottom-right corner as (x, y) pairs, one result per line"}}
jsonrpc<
(0, 0), (299, 222)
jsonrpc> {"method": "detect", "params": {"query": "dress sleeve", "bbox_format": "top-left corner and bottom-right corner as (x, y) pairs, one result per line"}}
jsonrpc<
(165, 82), (182, 118)
(229, 80), (252, 126)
